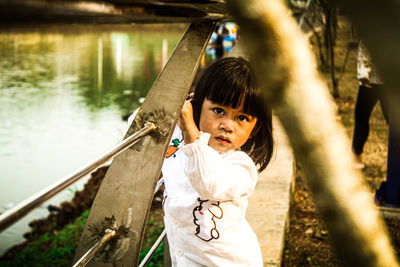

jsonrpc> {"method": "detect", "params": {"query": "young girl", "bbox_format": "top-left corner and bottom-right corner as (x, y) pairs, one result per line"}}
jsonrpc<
(162, 57), (274, 266)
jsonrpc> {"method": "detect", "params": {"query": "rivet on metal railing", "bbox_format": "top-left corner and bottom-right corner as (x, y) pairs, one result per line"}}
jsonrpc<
(73, 229), (117, 267)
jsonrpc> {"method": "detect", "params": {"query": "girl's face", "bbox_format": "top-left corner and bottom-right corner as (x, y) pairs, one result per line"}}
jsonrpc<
(199, 99), (258, 152)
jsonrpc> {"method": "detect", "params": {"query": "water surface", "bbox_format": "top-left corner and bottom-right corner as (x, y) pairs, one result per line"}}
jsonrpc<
(0, 24), (185, 255)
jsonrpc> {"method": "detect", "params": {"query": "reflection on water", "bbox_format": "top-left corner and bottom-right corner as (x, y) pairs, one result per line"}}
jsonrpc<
(0, 24), (186, 255)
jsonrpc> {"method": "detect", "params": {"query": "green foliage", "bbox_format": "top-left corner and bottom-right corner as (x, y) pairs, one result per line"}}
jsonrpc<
(139, 241), (165, 267)
(1, 210), (89, 267)
(139, 224), (165, 267)
(1, 210), (164, 266)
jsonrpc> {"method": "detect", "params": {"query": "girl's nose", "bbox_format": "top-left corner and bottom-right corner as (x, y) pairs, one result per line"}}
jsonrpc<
(220, 120), (234, 133)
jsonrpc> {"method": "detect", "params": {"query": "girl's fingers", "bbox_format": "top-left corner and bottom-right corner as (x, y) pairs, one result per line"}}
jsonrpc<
(181, 101), (193, 117)
(179, 101), (194, 131)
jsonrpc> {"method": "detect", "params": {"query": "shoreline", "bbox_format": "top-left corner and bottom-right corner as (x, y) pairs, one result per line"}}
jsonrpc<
(0, 166), (108, 260)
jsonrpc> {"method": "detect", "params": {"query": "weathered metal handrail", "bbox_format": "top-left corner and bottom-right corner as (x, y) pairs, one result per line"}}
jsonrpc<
(72, 229), (117, 267)
(0, 122), (156, 232)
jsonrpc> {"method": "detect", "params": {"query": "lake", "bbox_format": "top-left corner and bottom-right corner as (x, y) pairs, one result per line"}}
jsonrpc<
(0, 24), (186, 255)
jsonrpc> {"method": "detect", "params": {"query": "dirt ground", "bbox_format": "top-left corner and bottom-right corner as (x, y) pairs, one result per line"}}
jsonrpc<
(281, 17), (400, 266)
(282, 155), (400, 267)
(282, 168), (342, 266)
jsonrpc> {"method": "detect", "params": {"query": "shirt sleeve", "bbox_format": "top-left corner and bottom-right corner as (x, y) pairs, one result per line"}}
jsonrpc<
(181, 132), (258, 201)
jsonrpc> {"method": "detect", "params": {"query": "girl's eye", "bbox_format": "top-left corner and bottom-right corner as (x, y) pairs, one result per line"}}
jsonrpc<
(213, 108), (225, 115)
(237, 115), (249, 122)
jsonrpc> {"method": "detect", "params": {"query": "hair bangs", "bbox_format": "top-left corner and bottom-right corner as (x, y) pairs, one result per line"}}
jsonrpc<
(242, 92), (265, 117)
(205, 77), (245, 110)
(206, 68), (262, 117)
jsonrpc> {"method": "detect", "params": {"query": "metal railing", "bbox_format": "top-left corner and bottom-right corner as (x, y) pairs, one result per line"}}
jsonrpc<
(139, 229), (167, 267)
(137, 178), (167, 267)
(73, 224), (167, 267)
(0, 122), (156, 232)
(73, 229), (117, 267)
(73, 177), (166, 267)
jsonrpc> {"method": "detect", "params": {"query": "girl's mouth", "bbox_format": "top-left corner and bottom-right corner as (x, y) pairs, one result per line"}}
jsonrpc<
(216, 136), (231, 144)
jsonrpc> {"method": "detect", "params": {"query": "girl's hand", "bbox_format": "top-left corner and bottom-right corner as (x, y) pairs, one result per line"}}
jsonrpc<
(178, 101), (200, 144)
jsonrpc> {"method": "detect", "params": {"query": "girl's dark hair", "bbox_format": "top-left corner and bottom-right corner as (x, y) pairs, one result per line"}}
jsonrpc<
(192, 57), (274, 172)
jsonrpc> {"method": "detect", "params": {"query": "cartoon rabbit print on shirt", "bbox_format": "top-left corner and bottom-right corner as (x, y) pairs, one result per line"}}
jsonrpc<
(192, 198), (224, 242)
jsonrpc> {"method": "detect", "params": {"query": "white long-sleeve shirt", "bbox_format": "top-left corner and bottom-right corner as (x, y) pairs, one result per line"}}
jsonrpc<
(162, 127), (263, 267)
